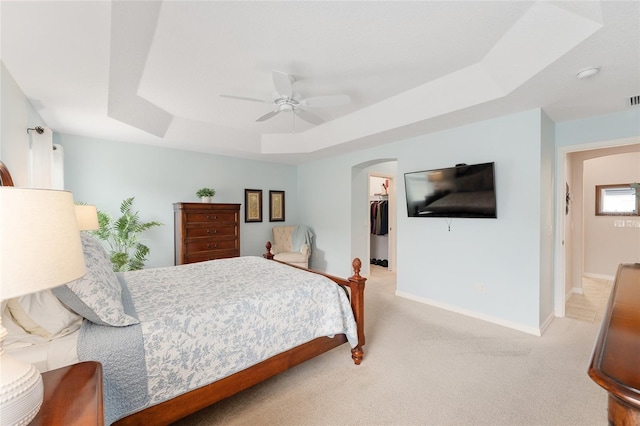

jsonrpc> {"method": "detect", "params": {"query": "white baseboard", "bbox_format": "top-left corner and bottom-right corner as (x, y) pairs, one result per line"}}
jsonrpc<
(565, 287), (583, 302)
(539, 312), (555, 335)
(395, 291), (543, 336)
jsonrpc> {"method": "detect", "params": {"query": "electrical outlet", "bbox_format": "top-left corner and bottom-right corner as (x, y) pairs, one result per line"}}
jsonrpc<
(474, 283), (487, 294)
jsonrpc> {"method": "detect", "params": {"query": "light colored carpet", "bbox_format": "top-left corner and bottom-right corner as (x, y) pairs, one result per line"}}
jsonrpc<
(173, 265), (608, 426)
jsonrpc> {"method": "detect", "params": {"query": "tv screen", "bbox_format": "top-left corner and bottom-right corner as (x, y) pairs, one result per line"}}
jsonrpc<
(404, 162), (496, 218)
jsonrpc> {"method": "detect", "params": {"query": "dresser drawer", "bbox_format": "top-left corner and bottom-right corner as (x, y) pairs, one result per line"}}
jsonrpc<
(186, 238), (238, 252)
(185, 224), (237, 239)
(183, 210), (238, 224)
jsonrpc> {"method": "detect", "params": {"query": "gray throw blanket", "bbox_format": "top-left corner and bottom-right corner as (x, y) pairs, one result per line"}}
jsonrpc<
(292, 225), (314, 252)
(77, 274), (148, 425)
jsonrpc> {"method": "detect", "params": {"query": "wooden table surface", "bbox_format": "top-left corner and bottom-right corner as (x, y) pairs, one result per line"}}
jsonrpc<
(588, 263), (640, 424)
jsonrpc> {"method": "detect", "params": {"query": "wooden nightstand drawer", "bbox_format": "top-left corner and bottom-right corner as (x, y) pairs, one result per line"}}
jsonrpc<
(31, 361), (104, 426)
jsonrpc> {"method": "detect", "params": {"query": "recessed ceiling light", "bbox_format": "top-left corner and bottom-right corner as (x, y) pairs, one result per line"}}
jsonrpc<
(576, 67), (600, 79)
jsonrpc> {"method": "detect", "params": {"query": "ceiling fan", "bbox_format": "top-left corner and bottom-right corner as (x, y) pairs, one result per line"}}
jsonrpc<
(220, 70), (350, 125)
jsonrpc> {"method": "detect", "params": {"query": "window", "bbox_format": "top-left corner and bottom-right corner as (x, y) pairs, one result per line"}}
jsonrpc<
(595, 184), (639, 216)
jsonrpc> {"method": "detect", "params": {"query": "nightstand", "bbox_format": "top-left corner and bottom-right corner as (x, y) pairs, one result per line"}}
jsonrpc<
(30, 361), (104, 426)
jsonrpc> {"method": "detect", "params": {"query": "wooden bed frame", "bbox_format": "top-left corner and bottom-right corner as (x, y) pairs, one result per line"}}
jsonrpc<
(114, 244), (366, 425)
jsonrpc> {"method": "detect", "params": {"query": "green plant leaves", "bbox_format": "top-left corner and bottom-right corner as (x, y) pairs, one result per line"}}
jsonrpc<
(91, 197), (162, 272)
(196, 187), (216, 197)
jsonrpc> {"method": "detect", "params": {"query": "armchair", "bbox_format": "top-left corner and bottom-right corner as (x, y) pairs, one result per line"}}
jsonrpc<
(270, 225), (314, 268)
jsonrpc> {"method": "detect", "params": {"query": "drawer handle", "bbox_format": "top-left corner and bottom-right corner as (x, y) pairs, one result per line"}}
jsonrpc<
(207, 243), (218, 249)
(206, 215), (218, 220)
(207, 229), (217, 234)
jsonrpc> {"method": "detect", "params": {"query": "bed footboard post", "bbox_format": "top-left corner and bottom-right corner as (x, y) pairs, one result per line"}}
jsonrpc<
(264, 241), (274, 259)
(348, 258), (366, 365)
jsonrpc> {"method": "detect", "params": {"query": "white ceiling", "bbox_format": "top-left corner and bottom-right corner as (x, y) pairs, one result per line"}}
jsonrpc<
(1, 1), (639, 164)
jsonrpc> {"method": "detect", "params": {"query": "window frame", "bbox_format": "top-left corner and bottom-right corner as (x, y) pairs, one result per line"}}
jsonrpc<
(595, 183), (639, 216)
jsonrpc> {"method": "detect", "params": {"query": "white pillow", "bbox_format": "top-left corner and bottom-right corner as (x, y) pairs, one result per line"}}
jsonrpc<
(7, 290), (82, 339)
(2, 302), (48, 349)
(52, 233), (138, 327)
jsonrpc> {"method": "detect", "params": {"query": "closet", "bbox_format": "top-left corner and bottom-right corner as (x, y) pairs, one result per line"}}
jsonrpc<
(369, 176), (389, 267)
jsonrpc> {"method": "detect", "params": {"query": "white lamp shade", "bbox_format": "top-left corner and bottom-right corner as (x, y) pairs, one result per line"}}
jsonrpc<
(0, 187), (86, 300)
(75, 204), (99, 231)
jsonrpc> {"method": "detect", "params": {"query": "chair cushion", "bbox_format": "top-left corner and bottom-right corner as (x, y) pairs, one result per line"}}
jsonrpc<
(274, 252), (308, 263)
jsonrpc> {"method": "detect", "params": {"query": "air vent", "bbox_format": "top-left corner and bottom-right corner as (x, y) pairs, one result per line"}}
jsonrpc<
(630, 95), (640, 107)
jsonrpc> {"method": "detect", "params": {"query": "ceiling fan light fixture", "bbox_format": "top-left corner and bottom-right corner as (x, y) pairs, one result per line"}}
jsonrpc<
(280, 103), (294, 112)
(576, 67), (600, 79)
(223, 70), (350, 126)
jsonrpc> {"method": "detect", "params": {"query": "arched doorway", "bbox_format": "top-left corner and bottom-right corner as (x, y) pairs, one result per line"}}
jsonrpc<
(350, 158), (397, 280)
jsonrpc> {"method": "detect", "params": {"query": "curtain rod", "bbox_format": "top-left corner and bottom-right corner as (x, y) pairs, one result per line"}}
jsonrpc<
(26, 126), (44, 134)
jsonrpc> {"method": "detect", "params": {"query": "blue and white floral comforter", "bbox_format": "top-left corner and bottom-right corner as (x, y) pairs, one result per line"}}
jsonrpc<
(124, 256), (357, 408)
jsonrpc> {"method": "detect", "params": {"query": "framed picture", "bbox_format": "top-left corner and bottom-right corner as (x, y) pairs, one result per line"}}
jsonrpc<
(244, 189), (262, 222)
(269, 190), (285, 222)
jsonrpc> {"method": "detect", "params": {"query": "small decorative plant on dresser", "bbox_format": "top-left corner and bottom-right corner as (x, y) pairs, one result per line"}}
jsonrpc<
(196, 187), (216, 203)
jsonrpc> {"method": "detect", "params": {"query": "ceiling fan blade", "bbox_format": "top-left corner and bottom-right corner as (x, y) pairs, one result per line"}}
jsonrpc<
(299, 95), (351, 108)
(220, 94), (268, 103)
(294, 108), (324, 125)
(256, 109), (281, 122)
(272, 70), (293, 99)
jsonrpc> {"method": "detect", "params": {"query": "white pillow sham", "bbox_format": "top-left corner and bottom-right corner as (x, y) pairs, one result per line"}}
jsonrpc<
(2, 302), (48, 350)
(6, 290), (82, 339)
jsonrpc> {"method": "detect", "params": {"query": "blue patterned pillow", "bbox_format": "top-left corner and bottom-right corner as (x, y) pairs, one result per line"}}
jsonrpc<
(52, 233), (138, 327)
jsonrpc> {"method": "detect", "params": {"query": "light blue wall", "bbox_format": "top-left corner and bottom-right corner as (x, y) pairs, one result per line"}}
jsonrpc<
(0, 61), (47, 185)
(57, 134), (298, 268)
(556, 109), (640, 147)
(539, 111), (556, 325)
(299, 109), (546, 329)
(299, 108), (639, 332)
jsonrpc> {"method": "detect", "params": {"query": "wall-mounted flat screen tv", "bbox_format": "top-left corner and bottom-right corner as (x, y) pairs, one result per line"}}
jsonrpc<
(404, 162), (497, 218)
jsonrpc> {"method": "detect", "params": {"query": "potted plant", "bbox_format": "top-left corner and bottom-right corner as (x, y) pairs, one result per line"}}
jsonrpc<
(196, 187), (216, 203)
(91, 197), (162, 271)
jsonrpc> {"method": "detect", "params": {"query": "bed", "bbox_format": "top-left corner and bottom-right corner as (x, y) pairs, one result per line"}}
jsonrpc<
(4, 233), (366, 425)
(1, 164), (365, 425)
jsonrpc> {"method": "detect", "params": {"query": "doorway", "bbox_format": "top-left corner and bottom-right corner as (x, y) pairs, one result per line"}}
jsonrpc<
(350, 159), (397, 284)
(369, 172), (397, 292)
(369, 174), (393, 271)
(554, 137), (640, 317)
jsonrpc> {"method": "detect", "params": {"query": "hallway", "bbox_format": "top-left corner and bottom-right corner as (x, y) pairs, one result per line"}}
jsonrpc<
(565, 276), (613, 323)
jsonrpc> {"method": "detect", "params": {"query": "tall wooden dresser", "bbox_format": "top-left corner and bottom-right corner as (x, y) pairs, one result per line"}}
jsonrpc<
(173, 203), (240, 265)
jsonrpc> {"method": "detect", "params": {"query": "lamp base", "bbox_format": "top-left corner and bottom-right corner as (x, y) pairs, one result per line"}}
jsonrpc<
(0, 341), (44, 426)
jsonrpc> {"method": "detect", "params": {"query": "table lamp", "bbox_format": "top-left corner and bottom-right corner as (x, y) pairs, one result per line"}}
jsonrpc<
(75, 204), (99, 231)
(0, 187), (86, 425)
